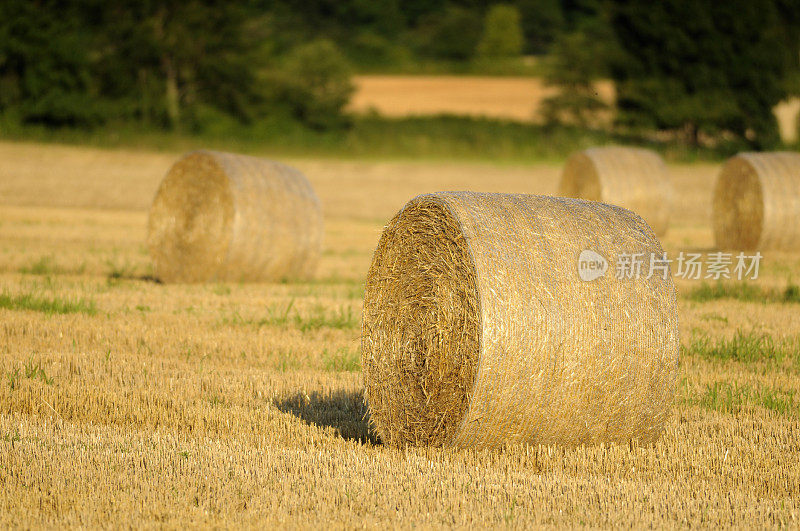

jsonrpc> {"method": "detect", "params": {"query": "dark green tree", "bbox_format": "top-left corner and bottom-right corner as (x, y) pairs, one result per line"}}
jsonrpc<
(279, 39), (354, 130)
(540, 31), (607, 127)
(124, 1), (268, 129)
(774, 0), (800, 96)
(0, 1), (102, 126)
(1, 0), (273, 130)
(264, 0), (404, 56)
(476, 4), (524, 58)
(516, 0), (564, 54)
(609, 0), (788, 147)
(415, 5), (483, 60)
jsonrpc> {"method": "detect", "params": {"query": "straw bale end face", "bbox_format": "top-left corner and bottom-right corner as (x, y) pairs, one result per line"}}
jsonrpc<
(148, 152), (235, 283)
(362, 192), (679, 449)
(559, 146), (672, 237)
(362, 198), (481, 447)
(147, 151), (323, 283)
(558, 151), (602, 201)
(712, 152), (800, 251)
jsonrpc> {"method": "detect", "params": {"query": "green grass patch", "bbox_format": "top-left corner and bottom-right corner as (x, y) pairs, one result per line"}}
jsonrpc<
(18, 255), (85, 276)
(221, 299), (295, 328)
(221, 300), (358, 332)
(0, 114), (741, 163)
(105, 259), (156, 285)
(686, 281), (800, 304)
(0, 289), (97, 315)
(699, 313), (729, 324)
(1, 428), (21, 444)
(684, 331), (796, 364)
(346, 284), (366, 300)
(6, 369), (19, 390)
(211, 284), (232, 296)
(296, 305), (358, 332)
(285, 283), (365, 300)
(697, 382), (798, 417)
(321, 348), (361, 372)
(23, 360), (53, 385)
(783, 284), (800, 303)
(7, 359), (54, 389)
(18, 256), (57, 275)
(273, 349), (302, 372)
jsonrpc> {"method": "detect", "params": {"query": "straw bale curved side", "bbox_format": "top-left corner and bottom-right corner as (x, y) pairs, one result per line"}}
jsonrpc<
(558, 146), (672, 236)
(148, 150), (323, 283)
(362, 192), (679, 449)
(712, 152), (800, 251)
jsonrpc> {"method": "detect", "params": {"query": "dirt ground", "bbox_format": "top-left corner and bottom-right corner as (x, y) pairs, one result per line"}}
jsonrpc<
(0, 141), (798, 527)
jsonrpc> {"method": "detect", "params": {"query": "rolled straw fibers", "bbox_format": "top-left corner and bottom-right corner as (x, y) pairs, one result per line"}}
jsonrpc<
(362, 192), (679, 448)
(147, 150), (322, 283)
(712, 151), (800, 251)
(558, 146), (673, 236)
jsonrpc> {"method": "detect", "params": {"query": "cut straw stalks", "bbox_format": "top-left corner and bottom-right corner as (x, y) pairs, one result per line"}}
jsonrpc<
(362, 192), (679, 449)
(147, 150), (323, 283)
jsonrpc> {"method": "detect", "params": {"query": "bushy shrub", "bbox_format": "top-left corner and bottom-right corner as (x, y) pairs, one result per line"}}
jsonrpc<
(476, 5), (524, 58)
(280, 40), (354, 130)
(349, 32), (412, 69)
(415, 6), (483, 61)
(541, 32), (608, 128)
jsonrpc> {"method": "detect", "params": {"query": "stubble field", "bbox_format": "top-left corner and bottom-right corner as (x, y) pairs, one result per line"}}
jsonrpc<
(0, 140), (799, 527)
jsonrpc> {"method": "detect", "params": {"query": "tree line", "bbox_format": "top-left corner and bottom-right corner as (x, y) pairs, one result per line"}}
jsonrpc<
(1, 0), (798, 148)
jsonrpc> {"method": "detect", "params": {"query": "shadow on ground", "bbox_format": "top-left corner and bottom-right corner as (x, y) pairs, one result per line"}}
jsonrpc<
(108, 272), (162, 283)
(275, 389), (379, 445)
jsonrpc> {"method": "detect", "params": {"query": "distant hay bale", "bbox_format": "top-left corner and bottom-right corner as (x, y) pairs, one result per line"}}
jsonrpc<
(712, 152), (800, 251)
(558, 146), (673, 236)
(147, 150), (323, 283)
(362, 192), (679, 449)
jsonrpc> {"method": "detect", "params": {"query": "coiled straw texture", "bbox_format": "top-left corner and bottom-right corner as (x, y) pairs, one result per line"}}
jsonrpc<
(148, 150), (322, 283)
(558, 146), (673, 236)
(712, 152), (800, 251)
(362, 192), (679, 449)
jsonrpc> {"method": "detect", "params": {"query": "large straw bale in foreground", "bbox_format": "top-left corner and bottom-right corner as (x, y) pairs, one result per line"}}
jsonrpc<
(362, 192), (679, 449)
(148, 151), (322, 283)
(558, 146), (672, 236)
(712, 152), (800, 251)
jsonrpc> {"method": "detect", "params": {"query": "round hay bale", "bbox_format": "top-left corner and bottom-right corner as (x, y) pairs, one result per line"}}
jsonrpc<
(362, 192), (679, 449)
(712, 151), (800, 251)
(147, 150), (322, 283)
(558, 146), (673, 236)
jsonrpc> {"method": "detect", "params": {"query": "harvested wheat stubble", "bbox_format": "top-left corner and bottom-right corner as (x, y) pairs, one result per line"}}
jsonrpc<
(712, 152), (800, 251)
(362, 192), (679, 449)
(147, 150), (323, 283)
(558, 146), (673, 236)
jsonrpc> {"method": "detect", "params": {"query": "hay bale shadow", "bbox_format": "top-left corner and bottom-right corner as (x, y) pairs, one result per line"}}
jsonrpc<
(133, 274), (162, 284)
(106, 269), (162, 284)
(275, 389), (378, 445)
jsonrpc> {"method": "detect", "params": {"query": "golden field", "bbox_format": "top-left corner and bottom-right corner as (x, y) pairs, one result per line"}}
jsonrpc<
(350, 75), (800, 143)
(348, 75), (615, 124)
(0, 140), (799, 527)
